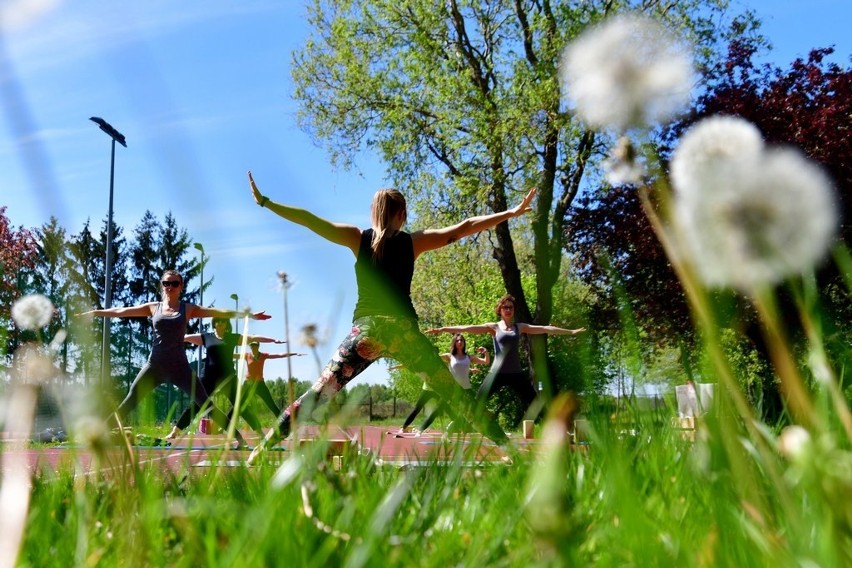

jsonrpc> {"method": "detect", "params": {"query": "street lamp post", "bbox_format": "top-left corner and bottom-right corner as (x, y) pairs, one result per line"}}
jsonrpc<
(278, 272), (292, 381)
(230, 293), (239, 333)
(193, 243), (205, 378)
(90, 117), (126, 386)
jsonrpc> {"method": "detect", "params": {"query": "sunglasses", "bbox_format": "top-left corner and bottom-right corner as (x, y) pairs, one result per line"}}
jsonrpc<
(161, 280), (181, 288)
(502, 305), (514, 311)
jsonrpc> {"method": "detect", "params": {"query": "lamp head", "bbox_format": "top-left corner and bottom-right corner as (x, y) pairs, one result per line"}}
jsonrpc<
(89, 116), (127, 147)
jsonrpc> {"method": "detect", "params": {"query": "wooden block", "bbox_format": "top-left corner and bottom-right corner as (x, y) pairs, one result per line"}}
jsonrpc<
(522, 420), (535, 439)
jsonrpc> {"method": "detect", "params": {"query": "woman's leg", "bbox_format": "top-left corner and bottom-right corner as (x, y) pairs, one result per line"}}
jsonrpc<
(269, 322), (380, 440)
(401, 390), (435, 429)
(419, 400), (445, 431)
(171, 371), (208, 433)
(111, 363), (161, 427)
(171, 364), (246, 444)
(382, 319), (507, 444)
(252, 380), (282, 417)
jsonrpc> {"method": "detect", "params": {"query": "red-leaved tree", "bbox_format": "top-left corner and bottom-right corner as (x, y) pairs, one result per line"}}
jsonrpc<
(1, 206), (39, 350)
(566, 42), (851, 416)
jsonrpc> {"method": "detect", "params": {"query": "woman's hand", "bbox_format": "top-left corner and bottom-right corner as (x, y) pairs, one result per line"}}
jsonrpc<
(248, 171), (269, 208)
(425, 328), (442, 335)
(512, 187), (537, 217)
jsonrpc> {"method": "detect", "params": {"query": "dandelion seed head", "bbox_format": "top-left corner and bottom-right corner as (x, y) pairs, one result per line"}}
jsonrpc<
(11, 294), (54, 331)
(671, 115), (765, 200)
(73, 415), (110, 454)
(778, 425), (812, 461)
(603, 136), (645, 186)
(560, 13), (694, 131)
(12, 344), (56, 384)
(671, 117), (837, 291)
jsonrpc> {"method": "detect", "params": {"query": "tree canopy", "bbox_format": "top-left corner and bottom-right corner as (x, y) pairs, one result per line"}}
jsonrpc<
(291, 0), (751, 389)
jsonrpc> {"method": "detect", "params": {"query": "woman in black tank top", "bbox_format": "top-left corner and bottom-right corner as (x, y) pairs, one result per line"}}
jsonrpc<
(166, 317), (289, 440)
(246, 171), (538, 462)
(79, 269), (271, 444)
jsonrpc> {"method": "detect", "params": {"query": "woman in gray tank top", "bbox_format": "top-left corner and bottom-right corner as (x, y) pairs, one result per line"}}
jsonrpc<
(80, 269), (270, 442)
(427, 293), (585, 424)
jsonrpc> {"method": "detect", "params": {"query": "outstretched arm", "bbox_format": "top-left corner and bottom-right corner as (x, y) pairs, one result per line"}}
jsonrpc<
(184, 334), (203, 346)
(263, 352), (305, 359)
(185, 304), (270, 321)
(411, 188), (536, 257)
(78, 303), (155, 318)
(517, 323), (586, 336)
(249, 171), (362, 255)
(426, 324), (496, 336)
(245, 335), (286, 344)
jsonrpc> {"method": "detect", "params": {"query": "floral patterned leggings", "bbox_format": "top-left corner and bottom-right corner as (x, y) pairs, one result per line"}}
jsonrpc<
(272, 315), (498, 439)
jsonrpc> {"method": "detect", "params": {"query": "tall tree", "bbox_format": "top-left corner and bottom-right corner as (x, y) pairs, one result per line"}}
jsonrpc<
(67, 219), (101, 381)
(0, 206), (38, 362)
(125, 209), (165, 371)
(291, 0), (750, 388)
(21, 218), (76, 373)
(66, 217), (128, 384)
(129, 211), (162, 303)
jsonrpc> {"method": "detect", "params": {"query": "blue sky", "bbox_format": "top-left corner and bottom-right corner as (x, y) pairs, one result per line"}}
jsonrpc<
(1, 0), (849, 387)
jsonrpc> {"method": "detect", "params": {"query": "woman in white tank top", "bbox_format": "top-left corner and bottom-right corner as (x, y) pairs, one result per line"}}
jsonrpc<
(397, 334), (489, 435)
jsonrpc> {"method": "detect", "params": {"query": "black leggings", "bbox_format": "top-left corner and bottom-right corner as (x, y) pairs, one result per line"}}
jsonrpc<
(477, 371), (539, 420)
(401, 390), (439, 429)
(273, 316), (505, 444)
(112, 358), (231, 432)
(175, 373), (264, 433)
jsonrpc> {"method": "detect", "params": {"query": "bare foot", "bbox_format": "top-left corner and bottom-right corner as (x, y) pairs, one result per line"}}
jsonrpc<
(165, 426), (182, 440)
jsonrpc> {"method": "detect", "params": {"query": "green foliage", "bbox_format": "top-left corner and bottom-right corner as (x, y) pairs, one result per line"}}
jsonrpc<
(293, 0), (751, 391)
(712, 327), (773, 412)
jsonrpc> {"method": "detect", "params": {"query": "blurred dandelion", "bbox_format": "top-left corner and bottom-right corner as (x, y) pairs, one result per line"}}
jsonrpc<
(300, 323), (324, 376)
(602, 136), (645, 186)
(559, 13), (694, 131)
(777, 425), (812, 462)
(671, 116), (837, 291)
(11, 344), (57, 384)
(72, 415), (111, 456)
(0, 383), (37, 568)
(11, 294), (54, 331)
(669, 115), (764, 198)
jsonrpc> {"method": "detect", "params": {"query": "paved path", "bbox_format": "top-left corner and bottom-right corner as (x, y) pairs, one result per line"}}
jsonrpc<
(2, 425), (547, 476)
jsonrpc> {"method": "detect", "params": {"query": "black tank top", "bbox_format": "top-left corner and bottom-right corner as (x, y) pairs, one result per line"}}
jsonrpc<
(202, 331), (238, 381)
(353, 229), (417, 320)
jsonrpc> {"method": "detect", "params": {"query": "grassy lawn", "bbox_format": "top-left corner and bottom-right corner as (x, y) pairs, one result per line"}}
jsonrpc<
(6, 399), (849, 568)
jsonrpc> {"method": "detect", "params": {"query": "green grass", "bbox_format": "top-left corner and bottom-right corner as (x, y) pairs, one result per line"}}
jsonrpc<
(10, 401), (850, 567)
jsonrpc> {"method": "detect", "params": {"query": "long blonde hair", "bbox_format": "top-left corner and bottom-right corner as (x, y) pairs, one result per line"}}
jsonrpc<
(370, 189), (407, 260)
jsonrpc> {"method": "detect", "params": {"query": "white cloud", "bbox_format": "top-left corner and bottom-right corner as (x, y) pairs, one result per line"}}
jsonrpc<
(0, 0), (61, 30)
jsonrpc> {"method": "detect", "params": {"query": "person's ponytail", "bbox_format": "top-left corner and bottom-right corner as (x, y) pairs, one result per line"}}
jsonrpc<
(370, 189), (407, 261)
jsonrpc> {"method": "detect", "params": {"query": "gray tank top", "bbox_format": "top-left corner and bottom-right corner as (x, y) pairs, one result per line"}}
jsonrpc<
(493, 323), (522, 373)
(150, 301), (187, 360)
